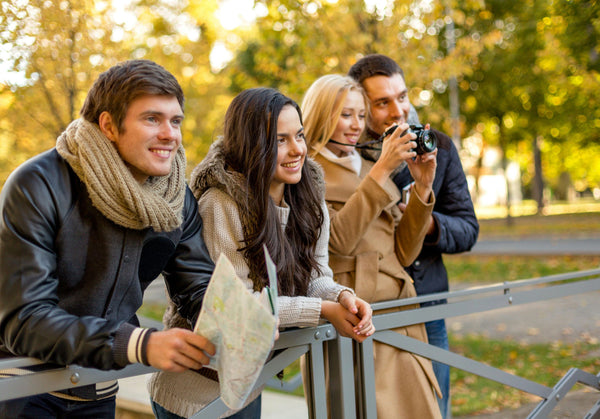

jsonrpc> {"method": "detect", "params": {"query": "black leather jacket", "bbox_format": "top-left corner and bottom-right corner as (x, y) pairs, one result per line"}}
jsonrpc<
(0, 149), (214, 371)
(393, 130), (479, 296)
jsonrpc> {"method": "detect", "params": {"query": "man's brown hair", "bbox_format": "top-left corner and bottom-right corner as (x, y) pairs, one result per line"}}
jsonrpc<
(80, 59), (184, 132)
(348, 54), (404, 84)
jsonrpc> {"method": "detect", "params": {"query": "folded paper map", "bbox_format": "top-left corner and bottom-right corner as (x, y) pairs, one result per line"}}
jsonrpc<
(193, 251), (278, 410)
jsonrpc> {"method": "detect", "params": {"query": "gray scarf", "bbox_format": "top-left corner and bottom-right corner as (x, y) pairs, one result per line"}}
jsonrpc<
(56, 118), (186, 232)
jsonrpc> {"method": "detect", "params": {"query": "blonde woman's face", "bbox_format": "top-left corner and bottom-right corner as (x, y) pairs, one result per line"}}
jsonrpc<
(326, 90), (366, 158)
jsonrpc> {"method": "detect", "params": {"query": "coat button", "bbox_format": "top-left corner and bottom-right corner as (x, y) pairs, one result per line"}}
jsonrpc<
(414, 260), (421, 267)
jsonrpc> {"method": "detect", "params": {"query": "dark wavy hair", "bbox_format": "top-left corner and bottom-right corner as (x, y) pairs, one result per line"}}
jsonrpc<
(222, 87), (324, 296)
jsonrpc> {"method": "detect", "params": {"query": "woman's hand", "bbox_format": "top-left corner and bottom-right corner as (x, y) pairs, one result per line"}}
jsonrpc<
(369, 123), (415, 186)
(321, 292), (375, 343)
(338, 291), (375, 337)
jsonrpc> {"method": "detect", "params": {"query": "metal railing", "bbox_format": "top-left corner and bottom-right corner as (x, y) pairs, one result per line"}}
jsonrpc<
(2, 268), (600, 418)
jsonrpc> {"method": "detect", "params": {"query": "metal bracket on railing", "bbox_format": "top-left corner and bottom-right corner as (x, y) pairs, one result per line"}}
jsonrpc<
(313, 325), (335, 341)
(503, 281), (513, 305)
(527, 368), (600, 418)
(585, 397), (600, 419)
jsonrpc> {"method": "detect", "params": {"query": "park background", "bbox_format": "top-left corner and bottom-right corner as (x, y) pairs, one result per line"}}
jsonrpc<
(2, 0), (600, 417)
(2, 0), (600, 213)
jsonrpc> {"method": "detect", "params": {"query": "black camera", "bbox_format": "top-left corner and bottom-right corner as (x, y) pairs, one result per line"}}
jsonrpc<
(380, 124), (437, 155)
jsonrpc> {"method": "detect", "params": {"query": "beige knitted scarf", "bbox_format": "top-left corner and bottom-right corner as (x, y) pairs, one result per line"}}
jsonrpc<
(56, 118), (186, 232)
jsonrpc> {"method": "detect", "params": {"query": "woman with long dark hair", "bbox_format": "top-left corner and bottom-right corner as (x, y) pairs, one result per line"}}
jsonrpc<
(149, 87), (374, 418)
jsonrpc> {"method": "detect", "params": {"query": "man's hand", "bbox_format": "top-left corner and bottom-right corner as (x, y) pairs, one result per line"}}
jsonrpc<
(405, 124), (437, 202)
(146, 328), (216, 372)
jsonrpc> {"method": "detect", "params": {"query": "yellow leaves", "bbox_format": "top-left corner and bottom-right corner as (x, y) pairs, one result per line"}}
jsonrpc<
(482, 29), (504, 49)
(503, 115), (515, 129)
(538, 55), (561, 73)
(181, 66), (195, 79)
(324, 56), (339, 69)
(568, 75), (583, 86)
(0, 122), (14, 159)
(0, 91), (14, 111)
(184, 118), (196, 131)
(186, 0), (219, 27)
(479, 10), (493, 20)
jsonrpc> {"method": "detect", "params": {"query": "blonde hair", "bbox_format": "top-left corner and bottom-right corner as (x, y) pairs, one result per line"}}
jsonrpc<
(301, 74), (366, 157)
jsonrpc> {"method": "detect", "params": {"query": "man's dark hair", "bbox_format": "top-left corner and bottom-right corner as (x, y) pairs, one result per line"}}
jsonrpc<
(348, 54), (404, 84)
(80, 59), (184, 132)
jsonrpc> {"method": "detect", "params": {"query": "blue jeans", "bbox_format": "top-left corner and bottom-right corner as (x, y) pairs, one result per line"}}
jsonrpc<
(425, 318), (450, 419)
(0, 393), (116, 418)
(151, 394), (262, 419)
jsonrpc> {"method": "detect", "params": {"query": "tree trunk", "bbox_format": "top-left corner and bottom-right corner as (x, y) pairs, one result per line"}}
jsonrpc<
(533, 135), (545, 214)
(500, 145), (513, 226)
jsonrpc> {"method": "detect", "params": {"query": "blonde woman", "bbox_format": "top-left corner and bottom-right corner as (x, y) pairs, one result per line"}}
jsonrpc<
(302, 74), (442, 418)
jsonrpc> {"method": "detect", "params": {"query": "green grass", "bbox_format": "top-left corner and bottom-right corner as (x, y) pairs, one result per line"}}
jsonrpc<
(446, 207), (600, 284)
(477, 211), (600, 239)
(445, 254), (600, 284)
(450, 335), (600, 416)
(138, 302), (166, 322)
(474, 199), (600, 221)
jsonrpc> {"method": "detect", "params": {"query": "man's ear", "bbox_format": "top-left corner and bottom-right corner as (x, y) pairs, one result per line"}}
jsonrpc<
(98, 111), (118, 142)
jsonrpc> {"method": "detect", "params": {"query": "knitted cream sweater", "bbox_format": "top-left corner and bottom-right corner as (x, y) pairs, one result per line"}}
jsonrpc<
(148, 146), (349, 418)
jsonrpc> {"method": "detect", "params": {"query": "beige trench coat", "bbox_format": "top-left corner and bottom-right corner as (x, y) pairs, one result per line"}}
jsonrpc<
(316, 154), (442, 419)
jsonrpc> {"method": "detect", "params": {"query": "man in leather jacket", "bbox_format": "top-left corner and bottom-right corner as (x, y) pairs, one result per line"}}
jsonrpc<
(349, 54), (479, 418)
(0, 60), (216, 417)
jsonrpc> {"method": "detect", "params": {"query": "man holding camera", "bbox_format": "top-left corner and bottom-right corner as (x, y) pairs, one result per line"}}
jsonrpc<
(349, 54), (479, 418)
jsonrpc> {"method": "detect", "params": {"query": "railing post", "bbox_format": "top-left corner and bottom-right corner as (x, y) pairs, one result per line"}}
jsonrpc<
(356, 337), (377, 419)
(327, 336), (356, 419)
(305, 333), (328, 419)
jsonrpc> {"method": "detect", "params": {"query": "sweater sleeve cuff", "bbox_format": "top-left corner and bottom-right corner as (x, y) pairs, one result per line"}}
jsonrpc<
(335, 287), (355, 302)
(113, 323), (157, 367)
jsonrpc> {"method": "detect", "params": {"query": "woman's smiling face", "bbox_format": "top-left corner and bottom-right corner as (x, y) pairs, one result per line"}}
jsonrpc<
(269, 104), (307, 204)
(326, 90), (366, 157)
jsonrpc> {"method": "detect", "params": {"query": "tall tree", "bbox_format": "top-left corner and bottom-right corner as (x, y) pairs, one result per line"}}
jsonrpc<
(224, 0), (461, 102)
(0, 0), (225, 185)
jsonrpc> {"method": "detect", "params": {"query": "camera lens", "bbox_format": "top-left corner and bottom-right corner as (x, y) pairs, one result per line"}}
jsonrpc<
(420, 130), (437, 153)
